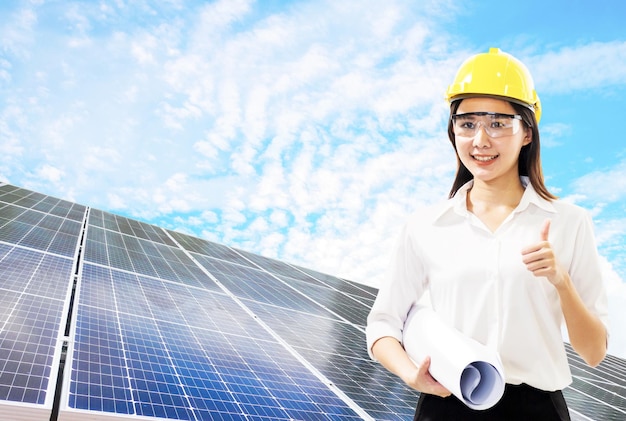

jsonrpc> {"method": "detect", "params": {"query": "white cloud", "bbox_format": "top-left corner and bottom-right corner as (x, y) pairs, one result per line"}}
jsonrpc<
(0, 6), (37, 57)
(539, 122), (570, 148)
(529, 41), (626, 94)
(35, 164), (64, 183)
(572, 160), (626, 202)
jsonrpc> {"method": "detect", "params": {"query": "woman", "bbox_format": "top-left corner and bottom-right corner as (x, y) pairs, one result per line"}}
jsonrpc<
(366, 48), (609, 420)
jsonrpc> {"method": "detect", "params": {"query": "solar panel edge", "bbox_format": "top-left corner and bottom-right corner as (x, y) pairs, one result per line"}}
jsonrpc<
(45, 205), (90, 412)
(0, 403), (53, 421)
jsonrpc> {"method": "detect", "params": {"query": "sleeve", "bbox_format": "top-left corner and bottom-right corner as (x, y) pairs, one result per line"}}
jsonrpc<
(365, 216), (428, 360)
(567, 209), (610, 334)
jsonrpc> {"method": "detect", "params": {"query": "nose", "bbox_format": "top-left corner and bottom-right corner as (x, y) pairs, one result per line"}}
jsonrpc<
(472, 123), (491, 148)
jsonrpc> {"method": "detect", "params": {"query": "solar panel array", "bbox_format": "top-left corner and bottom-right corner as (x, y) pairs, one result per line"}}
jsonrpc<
(0, 182), (624, 421)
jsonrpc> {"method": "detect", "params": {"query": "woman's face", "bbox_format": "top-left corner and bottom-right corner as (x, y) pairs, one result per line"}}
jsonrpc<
(453, 97), (532, 185)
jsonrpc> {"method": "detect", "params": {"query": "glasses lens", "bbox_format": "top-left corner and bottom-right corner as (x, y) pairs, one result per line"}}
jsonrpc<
(453, 113), (521, 138)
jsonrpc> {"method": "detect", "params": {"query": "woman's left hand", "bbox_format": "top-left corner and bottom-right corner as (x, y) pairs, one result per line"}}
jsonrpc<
(521, 219), (567, 288)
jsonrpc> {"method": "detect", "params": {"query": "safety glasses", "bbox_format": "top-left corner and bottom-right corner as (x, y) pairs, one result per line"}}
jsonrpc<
(451, 112), (523, 138)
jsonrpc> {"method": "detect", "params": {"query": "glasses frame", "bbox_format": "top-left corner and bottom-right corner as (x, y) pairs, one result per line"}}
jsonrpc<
(451, 112), (523, 138)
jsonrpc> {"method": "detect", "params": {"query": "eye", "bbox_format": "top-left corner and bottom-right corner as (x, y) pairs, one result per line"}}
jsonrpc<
(455, 117), (476, 129)
(490, 120), (507, 129)
(489, 114), (514, 129)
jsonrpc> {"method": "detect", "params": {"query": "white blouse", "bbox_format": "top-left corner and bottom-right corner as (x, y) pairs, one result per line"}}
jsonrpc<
(366, 178), (609, 391)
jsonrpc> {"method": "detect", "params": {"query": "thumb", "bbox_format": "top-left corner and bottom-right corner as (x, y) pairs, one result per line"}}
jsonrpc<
(418, 356), (431, 375)
(540, 219), (551, 242)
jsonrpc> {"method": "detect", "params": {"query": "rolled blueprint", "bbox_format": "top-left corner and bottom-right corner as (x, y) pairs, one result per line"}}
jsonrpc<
(402, 305), (505, 410)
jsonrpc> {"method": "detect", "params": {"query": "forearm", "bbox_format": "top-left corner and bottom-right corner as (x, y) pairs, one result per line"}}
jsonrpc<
(371, 336), (451, 397)
(556, 274), (607, 367)
(371, 336), (418, 383)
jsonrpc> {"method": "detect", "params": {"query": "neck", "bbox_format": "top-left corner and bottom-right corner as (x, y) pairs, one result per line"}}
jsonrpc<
(467, 176), (526, 210)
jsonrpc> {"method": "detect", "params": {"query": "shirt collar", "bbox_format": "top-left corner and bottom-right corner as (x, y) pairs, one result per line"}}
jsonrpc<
(433, 176), (556, 223)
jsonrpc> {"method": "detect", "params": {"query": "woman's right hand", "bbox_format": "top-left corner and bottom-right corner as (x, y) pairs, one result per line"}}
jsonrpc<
(402, 355), (451, 398)
(371, 337), (451, 397)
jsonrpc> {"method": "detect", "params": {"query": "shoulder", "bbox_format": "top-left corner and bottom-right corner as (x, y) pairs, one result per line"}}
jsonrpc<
(550, 199), (593, 222)
(406, 199), (454, 226)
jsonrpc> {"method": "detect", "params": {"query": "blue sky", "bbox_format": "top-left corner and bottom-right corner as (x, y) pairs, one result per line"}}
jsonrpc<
(1, 0), (626, 358)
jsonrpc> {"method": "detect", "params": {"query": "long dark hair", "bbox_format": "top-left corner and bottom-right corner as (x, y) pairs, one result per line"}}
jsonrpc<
(447, 99), (557, 201)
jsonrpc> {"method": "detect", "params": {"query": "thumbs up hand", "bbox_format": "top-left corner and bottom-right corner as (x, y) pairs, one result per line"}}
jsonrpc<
(521, 219), (566, 287)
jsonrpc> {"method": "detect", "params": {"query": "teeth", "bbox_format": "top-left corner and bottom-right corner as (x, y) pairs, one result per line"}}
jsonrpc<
(474, 155), (497, 162)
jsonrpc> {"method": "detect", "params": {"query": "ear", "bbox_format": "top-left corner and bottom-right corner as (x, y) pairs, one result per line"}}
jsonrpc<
(522, 128), (532, 146)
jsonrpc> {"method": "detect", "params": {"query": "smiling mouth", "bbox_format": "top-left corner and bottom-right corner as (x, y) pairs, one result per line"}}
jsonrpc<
(472, 155), (499, 162)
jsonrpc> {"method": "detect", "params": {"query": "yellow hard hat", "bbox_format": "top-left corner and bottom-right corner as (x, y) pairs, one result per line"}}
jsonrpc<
(445, 48), (542, 123)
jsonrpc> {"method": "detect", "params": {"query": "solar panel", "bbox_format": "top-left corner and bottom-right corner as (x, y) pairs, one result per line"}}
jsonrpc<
(1, 182), (625, 421)
(0, 245), (75, 420)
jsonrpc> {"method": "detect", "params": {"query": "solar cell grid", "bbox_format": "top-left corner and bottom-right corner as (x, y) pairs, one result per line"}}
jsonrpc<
(67, 205), (87, 222)
(79, 264), (116, 311)
(564, 384), (625, 421)
(32, 197), (60, 213)
(67, 257), (367, 420)
(37, 214), (64, 232)
(0, 246), (43, 293)
(156, 244), (187, 266)
(49, 204), (72, 220)
(195, 332), (362, 421)
(14, 195), (42, 209)
(110, 271), (152, 318)
(59, 219), (82, 237)
(20, 226), (57, 252)
(0, 203), (27, 220)
(15, 208), (45, 226)
(239, 300), (417, 420)
(139, 277), (188, 323)
(0, 293), (65, 405)
(0, 186), (12, 196)
(0, 221), (35, 246)
(88, 209), (104, 228)
(107, 245), (134, 271)
(28, 254), (75, 301)
(173, 288), (266, 339)
(83, 238), (109, 266)
(0, 247), (74, 301)
(106, 229), (127, 249)
(275, 275), (371, 326)
(297, 266), (372, 296)
(69, 304), (134, 415)
(119, 234), (141, 254)
(146, 256), (178, 283)
(137, 238), (161, 258)
(127, 219), (144, 234)
(170, 231), (252, 265)
(206, 262), (336, 315)
(152, 228), (178, 248)
(0, 290), (20, 326)
(127, 249), (158, 278)
(232, 248), (297, 274)
(49, 233), (80, 258)
(170, 262), (213, 290)
(102, 213), (119, 232)
(0, 193), (24, 204)
(346, 292), (376, 309)
(119, 313), (197, 420)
